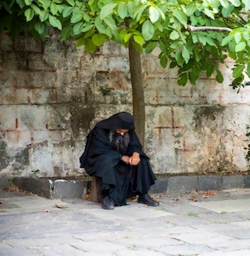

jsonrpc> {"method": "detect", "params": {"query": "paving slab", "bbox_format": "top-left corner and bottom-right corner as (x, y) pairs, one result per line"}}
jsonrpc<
(190, 198), (250, 213)
(80, 203), (174, 221)
(1, 188), (250, 256)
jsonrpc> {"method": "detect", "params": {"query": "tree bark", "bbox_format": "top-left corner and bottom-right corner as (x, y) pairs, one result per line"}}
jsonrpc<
(128, 41), (145, 147)
(188, 25), (232, 32)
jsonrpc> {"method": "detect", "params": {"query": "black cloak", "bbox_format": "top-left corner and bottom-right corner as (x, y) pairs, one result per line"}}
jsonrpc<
(80, 112), (156, 206)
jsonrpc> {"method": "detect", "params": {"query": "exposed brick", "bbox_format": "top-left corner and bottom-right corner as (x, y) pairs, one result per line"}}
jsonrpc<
(1, 33), (250, 180)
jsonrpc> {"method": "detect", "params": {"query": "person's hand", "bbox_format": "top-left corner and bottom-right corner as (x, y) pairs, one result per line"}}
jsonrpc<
(129, 152), (140, 165)
(121, 155), (130, 164)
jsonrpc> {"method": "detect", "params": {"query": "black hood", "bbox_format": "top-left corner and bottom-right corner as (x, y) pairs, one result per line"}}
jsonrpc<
(95, 112), (135, 130)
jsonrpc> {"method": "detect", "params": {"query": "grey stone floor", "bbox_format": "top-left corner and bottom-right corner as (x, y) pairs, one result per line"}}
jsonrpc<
(1, 188), (250, 256)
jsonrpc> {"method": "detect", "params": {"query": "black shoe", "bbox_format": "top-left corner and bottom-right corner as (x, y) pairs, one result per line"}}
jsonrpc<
(137, 194), (159, 207)
(101, 196), (115, 210)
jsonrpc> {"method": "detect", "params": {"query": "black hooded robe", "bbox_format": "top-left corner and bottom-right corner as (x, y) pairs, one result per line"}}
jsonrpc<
(79, 112), (157, 206)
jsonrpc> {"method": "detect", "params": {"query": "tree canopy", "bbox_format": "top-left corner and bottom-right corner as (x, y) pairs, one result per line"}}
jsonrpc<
(1, 0), (250, 87)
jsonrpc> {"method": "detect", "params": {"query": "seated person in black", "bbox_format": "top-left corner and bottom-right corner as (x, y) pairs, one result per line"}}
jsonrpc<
(80, 112), (159, 210)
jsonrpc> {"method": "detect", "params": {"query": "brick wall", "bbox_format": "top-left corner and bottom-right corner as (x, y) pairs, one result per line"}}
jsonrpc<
(0, 31), (250, 178)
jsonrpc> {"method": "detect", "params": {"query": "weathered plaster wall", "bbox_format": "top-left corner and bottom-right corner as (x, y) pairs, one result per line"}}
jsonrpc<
(0, 31), (250, 178)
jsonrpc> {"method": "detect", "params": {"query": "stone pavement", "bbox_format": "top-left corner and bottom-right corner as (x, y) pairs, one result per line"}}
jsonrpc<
(1, 188), (250, 256)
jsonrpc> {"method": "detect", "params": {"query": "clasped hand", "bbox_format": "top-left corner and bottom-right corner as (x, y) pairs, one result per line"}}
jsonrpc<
(122, 153), (140, 165)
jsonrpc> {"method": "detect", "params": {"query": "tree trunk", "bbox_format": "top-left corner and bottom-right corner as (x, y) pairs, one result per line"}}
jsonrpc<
(128, 41), (145, 147)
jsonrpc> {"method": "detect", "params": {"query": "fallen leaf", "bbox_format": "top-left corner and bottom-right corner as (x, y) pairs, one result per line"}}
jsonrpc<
(85, 194), (91, 200)
(188, 196), (197, 202)
(202, 195), (209, 199)
(55, 204), (68, 209)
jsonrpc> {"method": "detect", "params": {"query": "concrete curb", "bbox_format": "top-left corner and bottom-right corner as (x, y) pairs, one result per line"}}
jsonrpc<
(1, 174), (250, 199)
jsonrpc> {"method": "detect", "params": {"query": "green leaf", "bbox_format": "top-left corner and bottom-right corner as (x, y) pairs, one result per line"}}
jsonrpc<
(219, 0), (229, 8)
(149, 6), (160, 23)
(173, 9), (187, 26)
(34, 22), (45, 34)
(243, 31), (249, 41)
(84, 38), (96, 52)
(235, 42), (246, 52)
(159, 41), (166, 52)
(182, 47), (190, 64)
(62, 6), (73, 17)
(234, 32), (241, 43)
(24, 8), (34, 22)
(41, 0), (50, 9)
(31, 4), (42, 15)
(124, 33), (132, 43)
(127, 1), (135, 16)
(73, 22), (84, 35)
(222, 5), (234, 17)
(95, 17), (110, 36)
(203, 8), (214, 19)
(49, 15), (62, 30)
(191, 34), (198, 44)
(118, 2), (127, 19)
(71, 13), (83, 23)
(50, 3), (58, 15)
(228, 0), (240, 7)
(233, 65), (244, 78)
(232, 76), (244, 89)
(247, 63), (250, 77)
(193, 45), (201, 61)
(216, 70), (224, 83)
(60, 27), (72, 40)
(81, 24), (94, 33)
(169, 30), (180, 41)
(134, 4), (147, 22)
(242, 0), (250, 10)
(170, 61), (177, 69)
(100, 3), (117, 20)
(84, 29), (95, 39)
(103, 17), (116, 30)
(221, 34), (234, 46)
(92, 34), (106, 46)
(185, 3), (197, 16)
(66, 0), (75, 7)
(198, 35), (208, 46)
(206, 63), (215, 77)
(170, 31), (179, 40)
(175, 51), (184, 66)
(76, 37), (85, 47)
(17, 0), (25, 8)
(170, 41), (183, 49)
(24, 0), (33, 5)
(134, 35), (144, 46)
(39, 11), (49, 22)
(160, 55), (168, 68)
(142, 20), (154, 41)
(145, 41), (157, 54)
(189, 68), (200, 85)
(178, 73), (188, 86)
(206, 37), (216, 46)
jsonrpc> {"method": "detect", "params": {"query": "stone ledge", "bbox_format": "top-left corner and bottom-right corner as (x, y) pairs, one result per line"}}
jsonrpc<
(2, 175), (249, 199)
(12, 178), (88, 199)
(150, 174), (249, 195)
(0, 178), (9, 189)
